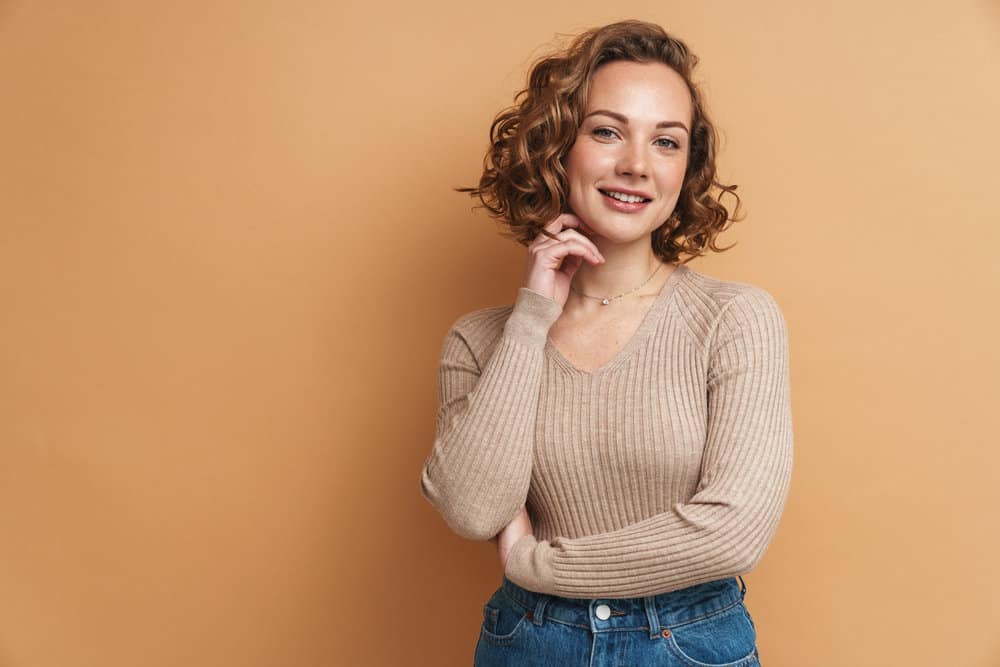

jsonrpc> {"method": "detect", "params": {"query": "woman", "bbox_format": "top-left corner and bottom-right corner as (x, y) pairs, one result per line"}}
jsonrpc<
(419, 20), (792, 666)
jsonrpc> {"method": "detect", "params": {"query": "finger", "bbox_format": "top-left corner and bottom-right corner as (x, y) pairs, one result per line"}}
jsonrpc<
(544, 212), (582, 232)
(533, 213), (582, 245)
(577, 220), (596, 239)
(537, 237), (603, 266)
(552, 228), (604, 261)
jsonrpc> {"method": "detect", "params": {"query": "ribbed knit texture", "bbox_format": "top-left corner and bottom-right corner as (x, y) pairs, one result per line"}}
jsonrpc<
(419, 263), (793, 599)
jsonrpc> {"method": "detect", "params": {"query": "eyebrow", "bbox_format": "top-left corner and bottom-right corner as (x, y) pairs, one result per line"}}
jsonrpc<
(583, 109), (690, 134)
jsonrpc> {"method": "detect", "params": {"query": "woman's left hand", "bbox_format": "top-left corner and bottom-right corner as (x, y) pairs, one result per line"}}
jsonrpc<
(491, 506), (534, 572)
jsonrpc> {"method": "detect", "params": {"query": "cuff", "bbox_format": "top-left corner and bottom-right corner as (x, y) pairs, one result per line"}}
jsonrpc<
(503, 534), (557, 595)
(502, 288), (562, 347)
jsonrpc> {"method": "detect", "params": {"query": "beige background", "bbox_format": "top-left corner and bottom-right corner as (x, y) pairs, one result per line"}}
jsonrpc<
(2, 1), (998, 665)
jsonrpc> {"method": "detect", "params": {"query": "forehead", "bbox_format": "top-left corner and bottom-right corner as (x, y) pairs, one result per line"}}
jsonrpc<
(585, 60), (692, 124)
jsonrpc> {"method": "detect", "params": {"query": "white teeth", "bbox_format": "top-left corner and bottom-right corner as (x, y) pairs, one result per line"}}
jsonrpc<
(603, 190), (647, 203)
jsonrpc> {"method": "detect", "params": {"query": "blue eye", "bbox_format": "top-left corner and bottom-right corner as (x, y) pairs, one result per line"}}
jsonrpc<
(656, 137), (680, 149)
(593, 127), (618, 139)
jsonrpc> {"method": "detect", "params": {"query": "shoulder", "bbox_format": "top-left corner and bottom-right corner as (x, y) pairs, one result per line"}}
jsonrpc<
(439, 300), (516, 367)
(448, 301), (515, 340)
(672, 264), (787, 349)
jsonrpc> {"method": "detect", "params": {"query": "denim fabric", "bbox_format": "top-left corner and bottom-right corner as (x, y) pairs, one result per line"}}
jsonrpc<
(474, 575), (759, 666)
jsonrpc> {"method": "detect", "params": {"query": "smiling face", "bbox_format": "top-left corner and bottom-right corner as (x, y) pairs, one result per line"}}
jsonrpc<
(564, 60), (692, 244)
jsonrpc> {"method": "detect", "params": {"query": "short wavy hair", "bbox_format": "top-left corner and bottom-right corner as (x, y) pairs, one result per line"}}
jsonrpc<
(459, 20), (742, 263)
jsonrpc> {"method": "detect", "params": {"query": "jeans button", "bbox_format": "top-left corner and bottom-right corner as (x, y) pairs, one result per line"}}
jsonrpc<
(595, 604), (611, 620)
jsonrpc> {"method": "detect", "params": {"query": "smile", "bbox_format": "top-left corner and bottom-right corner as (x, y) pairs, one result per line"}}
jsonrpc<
(599, 189), (652, 203)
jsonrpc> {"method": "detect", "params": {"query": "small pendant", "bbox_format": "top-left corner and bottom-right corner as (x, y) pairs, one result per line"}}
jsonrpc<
(601, 298), (610, 305)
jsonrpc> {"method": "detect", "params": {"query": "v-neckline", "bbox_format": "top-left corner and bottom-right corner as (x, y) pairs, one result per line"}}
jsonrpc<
(544, 263), (688, 377)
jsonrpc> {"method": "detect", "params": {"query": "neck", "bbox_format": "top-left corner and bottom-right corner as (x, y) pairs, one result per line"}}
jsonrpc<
(570, 248), (665, 300)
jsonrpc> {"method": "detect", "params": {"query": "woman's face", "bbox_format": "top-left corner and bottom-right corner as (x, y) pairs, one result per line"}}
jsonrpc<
(564, 60), (692, 245)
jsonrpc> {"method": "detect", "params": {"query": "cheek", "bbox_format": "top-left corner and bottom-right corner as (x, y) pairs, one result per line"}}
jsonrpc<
(564, 140), (612, 179)
(658, 160), (687, 189)
(563, 149), (593, 204)
(563, 147), (587, 184)
(566, 182), (588, 214)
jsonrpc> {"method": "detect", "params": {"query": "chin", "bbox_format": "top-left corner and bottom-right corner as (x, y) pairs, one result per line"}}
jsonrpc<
(580, 216), (658, 241)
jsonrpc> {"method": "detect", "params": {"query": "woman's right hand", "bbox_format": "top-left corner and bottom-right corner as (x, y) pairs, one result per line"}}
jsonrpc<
(522, 213), (605, 309)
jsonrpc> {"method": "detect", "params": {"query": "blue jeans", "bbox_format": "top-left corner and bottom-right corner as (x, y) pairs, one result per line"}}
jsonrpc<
(474, 575), (760, 666)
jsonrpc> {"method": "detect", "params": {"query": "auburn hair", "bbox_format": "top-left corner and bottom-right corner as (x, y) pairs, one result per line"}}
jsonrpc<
(459, 20), (742, 262)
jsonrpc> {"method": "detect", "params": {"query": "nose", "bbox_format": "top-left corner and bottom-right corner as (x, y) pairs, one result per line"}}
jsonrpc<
(616, 141), (648, 179)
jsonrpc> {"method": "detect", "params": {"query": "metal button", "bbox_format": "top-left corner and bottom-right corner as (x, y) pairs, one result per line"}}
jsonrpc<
(595, 604), (611, 620)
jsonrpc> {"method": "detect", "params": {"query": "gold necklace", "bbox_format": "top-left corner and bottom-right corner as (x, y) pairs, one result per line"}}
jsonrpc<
(569, 261), (664, 306)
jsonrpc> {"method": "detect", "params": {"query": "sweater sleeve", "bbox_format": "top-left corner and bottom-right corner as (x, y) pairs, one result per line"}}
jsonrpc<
(419, 287), (562, 541)
(504, 287), (793, 598)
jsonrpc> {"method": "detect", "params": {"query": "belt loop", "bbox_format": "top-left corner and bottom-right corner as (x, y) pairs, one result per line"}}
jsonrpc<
(531, 595), (550, 626)
(643, 596), (660, 639)
(737, 575), (747, 599)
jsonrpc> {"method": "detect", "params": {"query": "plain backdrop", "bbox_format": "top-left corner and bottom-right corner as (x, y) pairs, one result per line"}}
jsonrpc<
(2, 1), (998, 665)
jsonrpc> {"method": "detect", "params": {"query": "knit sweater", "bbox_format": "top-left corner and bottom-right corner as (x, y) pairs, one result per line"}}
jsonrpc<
(419, 262), (793, 599)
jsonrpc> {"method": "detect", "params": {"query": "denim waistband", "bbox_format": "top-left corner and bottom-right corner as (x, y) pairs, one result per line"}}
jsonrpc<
(499, 575), (746, 639)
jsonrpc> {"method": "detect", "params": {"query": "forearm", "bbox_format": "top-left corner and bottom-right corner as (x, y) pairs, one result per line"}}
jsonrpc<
(505, 458), (791, 598)
(420, 288), (561, 540)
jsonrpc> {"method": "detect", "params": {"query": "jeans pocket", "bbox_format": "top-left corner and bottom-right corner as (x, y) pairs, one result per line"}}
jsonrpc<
(479, 591), (531, 647)
(664, 602), (759, 667)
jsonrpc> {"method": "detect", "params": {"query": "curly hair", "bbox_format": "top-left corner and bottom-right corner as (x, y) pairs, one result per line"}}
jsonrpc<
(458, 20), (742, 263)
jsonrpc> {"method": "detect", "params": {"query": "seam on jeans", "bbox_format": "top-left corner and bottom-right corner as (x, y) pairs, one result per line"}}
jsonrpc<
(500, 588), (744, 633)
(500, 588), (531, 612)
(663, 597), (743, 630)
(500, 591), (589, 630)
(666, 640), (759, 667)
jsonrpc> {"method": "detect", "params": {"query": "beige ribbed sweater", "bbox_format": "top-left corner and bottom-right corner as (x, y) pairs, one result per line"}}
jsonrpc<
(419, 262), (793, 599)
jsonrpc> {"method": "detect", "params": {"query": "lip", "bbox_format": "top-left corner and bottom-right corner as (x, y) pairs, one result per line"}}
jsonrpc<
(599, 189), (650, 213)
(598, 186), (653, 200)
